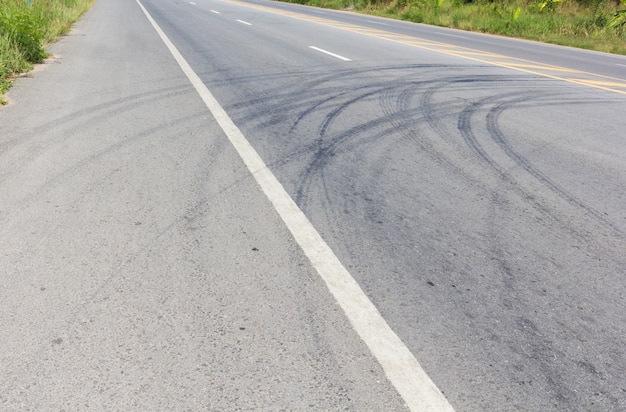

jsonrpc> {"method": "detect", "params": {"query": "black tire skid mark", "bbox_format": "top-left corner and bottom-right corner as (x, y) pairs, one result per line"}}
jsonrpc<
(0, 84), (191, 177)
(225, 64), (456, 130)
(485, 98), (623, 236)
(289, 90), (352, 133)
(291, 73), (456, 210)
(376, 81), (625, 409)
(459, 92), (625, 407)
(9, 111), (212, 213)
(295, 87), (388, 208)
(1, 87), (201, 226)
(482, 186), (582, 408)
(270, 65), (626, 409)
(350, 78), (584, 409)
(377, 76), (499, 198)
(458, 91), (533, 170)
(293, 70), (445, 204)
(460, 91), (618, 409)
(419, 81), (455, 143)
(418, 75), (519, 145)
(220, 65), (479, 183)
(455, 91), (595, 237)
(389, 75), (543, 192)
(214, 68), (367, 127)
(289, 72), (489, 254)
(245, 87), (414, 187)
(223, 65), (405, 110)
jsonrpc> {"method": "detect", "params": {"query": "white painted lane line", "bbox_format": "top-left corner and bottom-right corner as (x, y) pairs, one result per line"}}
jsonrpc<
(236, 19), (252, 25)
(617, 64), (626, 68)
(135, 1), (454, 410)
(367, 19), (388, 26)
(309, 46), (352, 62)
(437, 32), (468, 39)
(210, 9), (220, 14)
(189, 2), (196, 5)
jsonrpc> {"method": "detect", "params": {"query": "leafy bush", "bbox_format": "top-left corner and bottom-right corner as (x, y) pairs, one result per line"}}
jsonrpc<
(608, 0), (626, 30)
(0, 34), (32, 76)
(0, 7), (46, 62)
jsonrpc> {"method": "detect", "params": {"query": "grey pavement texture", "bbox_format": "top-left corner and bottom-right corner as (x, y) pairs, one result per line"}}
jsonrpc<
(0, 0), (407, 410)
(2, 0), (626, 410)
(143, 0), (626, 409)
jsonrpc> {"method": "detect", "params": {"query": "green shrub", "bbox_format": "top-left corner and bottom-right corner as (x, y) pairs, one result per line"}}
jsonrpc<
(0, 34), (32, 75)
(608, 0), (626, 30)
(0, 0), (95, 103)
(402, 6), (424, 21)
(0, 7), (46, 62)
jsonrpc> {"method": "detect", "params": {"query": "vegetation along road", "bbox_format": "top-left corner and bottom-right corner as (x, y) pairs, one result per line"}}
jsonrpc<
(1, 0), (625, 410)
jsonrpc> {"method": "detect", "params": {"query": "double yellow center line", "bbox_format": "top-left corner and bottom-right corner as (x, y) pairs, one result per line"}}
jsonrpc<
(226, 0), (626, 95)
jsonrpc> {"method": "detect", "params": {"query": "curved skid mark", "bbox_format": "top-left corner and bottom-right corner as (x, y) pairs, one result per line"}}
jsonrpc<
(296, 87), (395, 207)
(421, 75), (537, 145)
(289, 91), (351, 132)
(0, 84), (190, 166)
(458, 91), (536, 172)
(12, 112), (208, 209)
(457, 91), (623, 238)
(486, 99), (623, 235)
(378, 76), (501, 194)
(228, 65), (452, 131)
(292, 75), (449, 210)
(420, 81), (459, 144)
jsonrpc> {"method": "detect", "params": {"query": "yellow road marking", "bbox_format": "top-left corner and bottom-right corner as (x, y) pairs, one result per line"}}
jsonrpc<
(570, 79), (626, 88)
(500, 63), (579, 73)
(225, 0), (626, 95)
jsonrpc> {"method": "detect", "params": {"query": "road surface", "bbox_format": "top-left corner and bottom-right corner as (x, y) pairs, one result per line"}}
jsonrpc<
(1, 0), (625, 410)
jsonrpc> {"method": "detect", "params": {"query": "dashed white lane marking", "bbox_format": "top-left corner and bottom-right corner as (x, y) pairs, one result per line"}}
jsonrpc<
(210, 9), (220, 13)
(437, 32), (468, 39)
(189, 2), (196, 4)
(236, 19), (252, 25)
(135, 0), (454, 410)
(309, 46), (352, 61)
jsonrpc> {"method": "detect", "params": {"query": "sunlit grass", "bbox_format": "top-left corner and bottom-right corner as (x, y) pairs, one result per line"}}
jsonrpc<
(0, 0), (95, 104)
(281, 0), (626, 55)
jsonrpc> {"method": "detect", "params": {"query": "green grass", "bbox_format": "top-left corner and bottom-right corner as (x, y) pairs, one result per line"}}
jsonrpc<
(280, 0), (626, 55)
(0, 0), (95, 104)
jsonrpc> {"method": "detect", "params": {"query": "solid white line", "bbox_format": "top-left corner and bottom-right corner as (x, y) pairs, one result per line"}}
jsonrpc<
(210, 9), (220, 13)
(135, 1), (454, 410)
(309, 46), (352, 62)
(236, 19), (252, 25)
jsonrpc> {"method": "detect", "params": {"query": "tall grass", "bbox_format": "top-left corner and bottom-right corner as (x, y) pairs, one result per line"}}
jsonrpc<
(281, 0), (626, 55)
(0, 0), (95, 104)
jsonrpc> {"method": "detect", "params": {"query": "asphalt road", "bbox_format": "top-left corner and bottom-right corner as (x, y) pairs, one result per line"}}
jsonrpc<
(1, 0), (625, 410)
